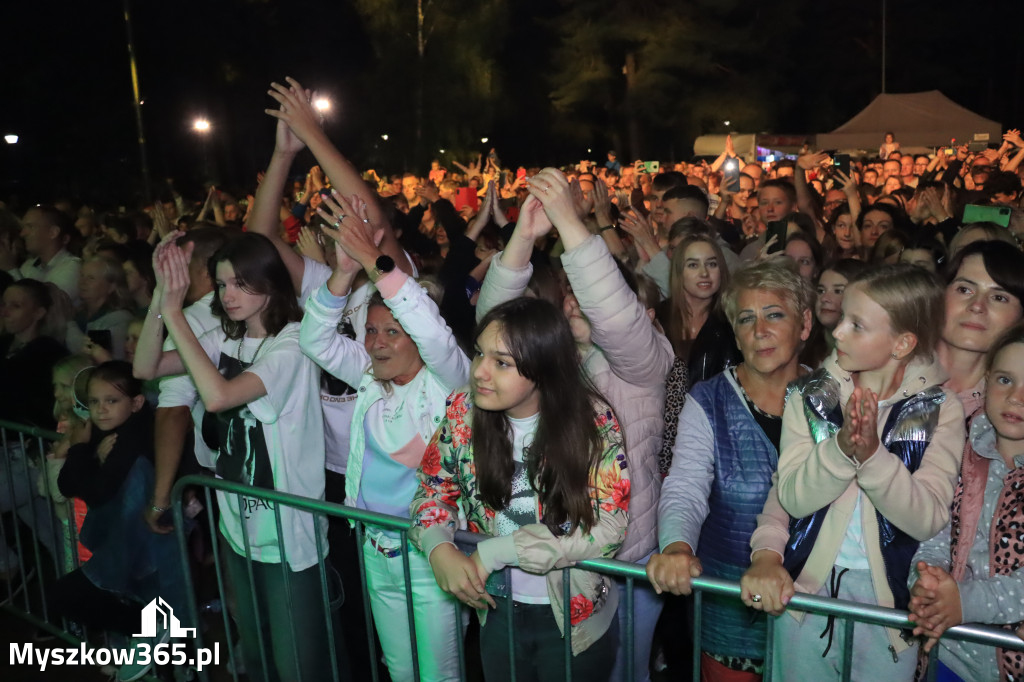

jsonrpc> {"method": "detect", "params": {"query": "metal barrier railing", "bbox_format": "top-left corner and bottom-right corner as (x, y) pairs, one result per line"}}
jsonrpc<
(3, 415), (1021, 682)
(0, 419), (77, 639)
(169, 474), (1024, 682)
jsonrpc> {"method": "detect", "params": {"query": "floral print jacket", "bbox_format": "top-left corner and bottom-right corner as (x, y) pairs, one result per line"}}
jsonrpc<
(410, 390), (630, 655)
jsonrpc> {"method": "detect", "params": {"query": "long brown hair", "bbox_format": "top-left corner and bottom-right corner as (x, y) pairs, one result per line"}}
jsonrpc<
(472, 298), (610, 535)
(667, 234), (730, 357)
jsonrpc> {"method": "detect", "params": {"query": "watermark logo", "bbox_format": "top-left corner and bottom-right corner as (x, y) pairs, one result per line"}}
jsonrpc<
(10, 597), (218, 673)
(135, 597), (197, 638)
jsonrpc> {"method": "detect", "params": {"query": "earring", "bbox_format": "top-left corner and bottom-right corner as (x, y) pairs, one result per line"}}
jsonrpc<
(890, 352), (898, 359)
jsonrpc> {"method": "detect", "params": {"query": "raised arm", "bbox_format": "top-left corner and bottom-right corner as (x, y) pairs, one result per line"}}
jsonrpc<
(532, 168), (673, 385)
(473, 194), (549, 322)
(1003, 129), (1024, 173)
(325, 193), (470, 390)
(591, 176), (626, 258)
(795, 153), (828, 224)
(299, 193), (373, 387)
(246, 115), (307, 293)
(265, 78), (411, 276)
(134, 233), (186, 380)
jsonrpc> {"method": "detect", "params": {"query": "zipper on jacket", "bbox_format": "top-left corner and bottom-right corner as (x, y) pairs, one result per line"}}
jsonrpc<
(888, 645), (898, 663)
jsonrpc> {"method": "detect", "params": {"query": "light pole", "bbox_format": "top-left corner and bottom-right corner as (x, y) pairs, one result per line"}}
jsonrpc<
(123, 0), (151, 202)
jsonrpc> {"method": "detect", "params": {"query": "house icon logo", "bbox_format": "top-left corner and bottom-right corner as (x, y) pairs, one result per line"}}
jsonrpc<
(133, 597), (197, 638)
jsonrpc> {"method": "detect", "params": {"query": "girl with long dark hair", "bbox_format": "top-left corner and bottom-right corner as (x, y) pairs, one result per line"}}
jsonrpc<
(134, 231), (329, 682)
(411, 297), (630, 682)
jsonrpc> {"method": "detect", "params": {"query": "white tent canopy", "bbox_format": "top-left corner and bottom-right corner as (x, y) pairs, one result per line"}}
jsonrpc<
(815, 91), (1001, 155)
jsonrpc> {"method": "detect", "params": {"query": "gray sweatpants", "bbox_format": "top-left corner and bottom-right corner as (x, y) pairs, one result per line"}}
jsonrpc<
(771, 567), (917, 682)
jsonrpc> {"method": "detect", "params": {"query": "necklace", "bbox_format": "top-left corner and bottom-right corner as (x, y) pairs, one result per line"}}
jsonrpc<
(236, 334), (270, 365)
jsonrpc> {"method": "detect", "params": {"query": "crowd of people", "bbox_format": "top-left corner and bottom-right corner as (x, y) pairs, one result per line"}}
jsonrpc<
(2, 76), (1024, 682)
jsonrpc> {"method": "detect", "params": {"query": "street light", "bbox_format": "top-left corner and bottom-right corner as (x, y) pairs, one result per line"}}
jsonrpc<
(192, 118), (211, 180)
(4, 134), (17, 145)
(314, 98), (331, 113)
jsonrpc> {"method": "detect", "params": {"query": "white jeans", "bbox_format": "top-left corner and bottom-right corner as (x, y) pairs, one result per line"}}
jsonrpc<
(362, 534), (463, 682)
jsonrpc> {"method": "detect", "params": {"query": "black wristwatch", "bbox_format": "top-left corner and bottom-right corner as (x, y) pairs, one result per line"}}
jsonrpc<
(372, 254), (396, 280)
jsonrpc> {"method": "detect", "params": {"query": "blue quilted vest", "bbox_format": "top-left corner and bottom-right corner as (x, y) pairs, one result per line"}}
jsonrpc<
(781, 368), (946, 610)
(691, 371), (779, 660)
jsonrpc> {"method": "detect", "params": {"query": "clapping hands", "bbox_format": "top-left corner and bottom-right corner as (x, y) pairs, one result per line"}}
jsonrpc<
(153, 233), (195, 318)
(266, 77), (322, 148)
(836, 387), (880, 463)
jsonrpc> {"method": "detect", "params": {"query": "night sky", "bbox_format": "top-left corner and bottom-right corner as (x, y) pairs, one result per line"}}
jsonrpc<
(1, 0), (1019, 209)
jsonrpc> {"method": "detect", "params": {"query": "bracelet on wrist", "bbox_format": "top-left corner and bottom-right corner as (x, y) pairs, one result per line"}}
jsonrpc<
(150, 504), (169, 513)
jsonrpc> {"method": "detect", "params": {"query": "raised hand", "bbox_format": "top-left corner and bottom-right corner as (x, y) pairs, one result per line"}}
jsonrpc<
(797, 152), (830, 171)
(151, 202), (173, 239)
(274, 106), (306, 156)
(1004, 129), (1024, 148)
(265, 77), (323, 147)
(619, 207), (660, 256)
(592, 176), (613, 225)
(317, 191), (384, 273)
(833, 169), (856, 193)
(415, 181), (441, 204)
(513, 194), (554, 243)
(309, 165), (326, 190)
(152, 230), (186, 287)
(156, 240), (195, 318)
(488, 180), (509, 227)
(296, 226), (326, 264)
(453, 154), (483, 178)
(527, 168), (588, 230)
(317, 192), (371, 275)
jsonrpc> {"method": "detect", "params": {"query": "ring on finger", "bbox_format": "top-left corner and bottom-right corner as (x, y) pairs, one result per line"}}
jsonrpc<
(751, 594), (762, 603)
(333, 220), (341, 228)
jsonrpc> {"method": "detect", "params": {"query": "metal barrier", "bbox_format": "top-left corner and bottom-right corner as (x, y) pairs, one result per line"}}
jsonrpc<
(2, 418), (1020, 682)
(169, 474), (1024, 682)
(0, 419), (79, 641)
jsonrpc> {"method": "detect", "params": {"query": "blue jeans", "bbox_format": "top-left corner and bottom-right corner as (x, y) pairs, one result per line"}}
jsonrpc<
(610, 550), (663, 682)
(480, 595), (619, 682)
